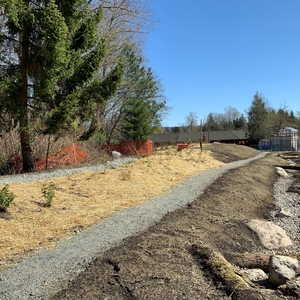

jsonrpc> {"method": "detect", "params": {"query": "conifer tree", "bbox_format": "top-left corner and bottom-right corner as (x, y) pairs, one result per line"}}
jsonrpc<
(247, 92), (269, 143)
(119, 97), (153, 141)
(104, 45), (166, 143)
(0, 0), (123, 172)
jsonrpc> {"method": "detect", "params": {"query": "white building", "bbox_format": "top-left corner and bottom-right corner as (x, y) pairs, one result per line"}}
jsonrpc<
(270, 127), (298, 151)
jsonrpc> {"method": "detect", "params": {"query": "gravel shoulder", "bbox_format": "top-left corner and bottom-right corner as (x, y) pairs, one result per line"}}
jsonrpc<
(0, 146), (298, 299)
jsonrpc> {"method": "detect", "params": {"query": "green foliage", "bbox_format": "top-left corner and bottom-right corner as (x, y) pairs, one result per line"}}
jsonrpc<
(0, 0), (124, 171)
(0, 185), (16, 211)
(41, 182), (56, 207)
(116, 46), (166, 141)
(233, 114), (247, 129)
(119, 97), (154, 141)
(247, 92), (269, 143)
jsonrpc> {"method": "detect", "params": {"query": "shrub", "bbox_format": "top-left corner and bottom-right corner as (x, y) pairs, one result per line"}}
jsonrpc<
(41, 182), (56, 207)
(0, 185), (16, 211)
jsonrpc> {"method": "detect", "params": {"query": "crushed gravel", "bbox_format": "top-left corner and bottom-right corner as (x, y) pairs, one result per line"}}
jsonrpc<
(271, 174), (300, 253)
(0, 158), (138, 185)
(1, 152), (296, 300)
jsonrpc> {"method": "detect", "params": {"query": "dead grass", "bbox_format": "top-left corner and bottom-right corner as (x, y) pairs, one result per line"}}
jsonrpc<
(0, 144), (225, 269)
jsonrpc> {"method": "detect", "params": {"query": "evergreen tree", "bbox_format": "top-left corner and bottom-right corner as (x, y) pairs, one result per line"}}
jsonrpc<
(247, 92), (269, 143)
(171, 126), (180, 133)
(233, 114), (247, 129)
(105, 45), (166, 143)
(0, 0), (123, 172)
(119, 97), (153, 141)
(205, 113), (218, 131)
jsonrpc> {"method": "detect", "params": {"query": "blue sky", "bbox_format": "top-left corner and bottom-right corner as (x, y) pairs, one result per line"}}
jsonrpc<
(145, 0), (300, 127)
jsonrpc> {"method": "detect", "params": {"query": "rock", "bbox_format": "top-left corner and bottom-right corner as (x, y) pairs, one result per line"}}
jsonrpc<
(287, 185), (300, 193)
(241, 268), (268, 284)
(268, 255), (300, 286)
(275, 208), (292, 218)
(275, 167), (288, 178)
(278, 278), (300, 297)
(112, 151), (121, 159)
(246, 219), (293, 250)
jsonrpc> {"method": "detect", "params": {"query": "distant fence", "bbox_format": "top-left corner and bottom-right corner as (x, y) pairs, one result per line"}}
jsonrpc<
(258, 138), (300, 151)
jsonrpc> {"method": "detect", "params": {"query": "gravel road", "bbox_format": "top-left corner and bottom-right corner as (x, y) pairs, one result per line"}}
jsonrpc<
(0, 153), (269, 300)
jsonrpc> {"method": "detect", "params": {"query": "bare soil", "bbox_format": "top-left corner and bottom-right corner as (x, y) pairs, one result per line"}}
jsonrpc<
(48, 144), (297, 300)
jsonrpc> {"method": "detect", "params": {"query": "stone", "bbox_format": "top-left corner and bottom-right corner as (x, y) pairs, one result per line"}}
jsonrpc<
(275, 167), (288, 178)
(275, 208), (292, 218)
(246, 219), (293, 250)
(278, 278), (300, 297)
(268, 255), (300, 286)
(112, 151), (121, 159)
(241, 268), (268, 284)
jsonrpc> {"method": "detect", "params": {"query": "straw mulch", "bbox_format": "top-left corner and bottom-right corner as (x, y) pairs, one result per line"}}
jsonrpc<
(0, 144), (224, 270)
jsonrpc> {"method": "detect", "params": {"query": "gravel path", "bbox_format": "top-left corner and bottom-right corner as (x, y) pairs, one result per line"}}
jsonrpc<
(0, 152), (273, 300)
(0, 158), (138, 185)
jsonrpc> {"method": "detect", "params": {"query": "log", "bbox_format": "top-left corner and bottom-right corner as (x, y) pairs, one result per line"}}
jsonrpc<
(280, 155), (299, 160)
(224, 253), (270, 271)
(276, 165), (300, 170)
(190, 245), (263, 300)
(224, 252), (300, 271)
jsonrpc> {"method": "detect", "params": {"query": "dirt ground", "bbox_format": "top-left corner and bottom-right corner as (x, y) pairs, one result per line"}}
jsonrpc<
(49, 144), (299, 300)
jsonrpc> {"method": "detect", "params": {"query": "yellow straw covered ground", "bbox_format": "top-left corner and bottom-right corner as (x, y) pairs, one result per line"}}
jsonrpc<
(0, 144), (224, 269)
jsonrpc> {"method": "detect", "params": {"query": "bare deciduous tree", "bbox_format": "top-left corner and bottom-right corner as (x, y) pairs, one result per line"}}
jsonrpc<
(185, 112), (198, 132)
(223, 106), (240, 130)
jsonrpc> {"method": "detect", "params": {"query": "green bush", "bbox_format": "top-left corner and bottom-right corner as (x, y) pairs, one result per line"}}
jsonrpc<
(0, 185), (16, 211)
(41, 182), (56, 207)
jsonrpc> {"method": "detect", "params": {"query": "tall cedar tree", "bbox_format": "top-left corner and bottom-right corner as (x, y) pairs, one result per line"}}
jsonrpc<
(247, 92), (269, 144)
(0, 0), (123, 172)
(116, 46), (165, 141)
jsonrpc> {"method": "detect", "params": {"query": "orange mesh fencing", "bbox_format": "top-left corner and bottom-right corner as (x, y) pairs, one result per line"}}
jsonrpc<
(119, 140), (153, 156)
(35, 143), (88, 171)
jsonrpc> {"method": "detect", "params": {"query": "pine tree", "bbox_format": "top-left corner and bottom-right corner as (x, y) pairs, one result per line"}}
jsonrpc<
(0, 0), (123, 172)
(247, 92), (269, 143)
(106, 45), (166, 143)
(119, 97), (153, 141)
(233, 114), (247, 129)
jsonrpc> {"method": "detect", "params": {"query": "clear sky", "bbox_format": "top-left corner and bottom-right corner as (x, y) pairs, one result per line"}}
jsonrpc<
(145, 0), (300, 127)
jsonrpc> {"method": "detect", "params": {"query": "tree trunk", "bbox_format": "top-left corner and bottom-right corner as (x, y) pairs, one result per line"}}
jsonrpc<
(20, 20), (34, 173)
(20, 130), (34, 173)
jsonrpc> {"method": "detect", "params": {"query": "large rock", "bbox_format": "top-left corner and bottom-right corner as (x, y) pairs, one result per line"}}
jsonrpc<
(241, 268), (268, 285)
(275, 167), (288, 178)
(112, 151), (122, 159)
(246, 219), (293, 250)
(268, 255), (300, 286)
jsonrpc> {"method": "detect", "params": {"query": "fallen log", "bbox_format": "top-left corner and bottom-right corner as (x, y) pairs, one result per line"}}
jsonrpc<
(224, 253), (270, 271)
(224, 252), (300, 271)
(280, 155), (299, 160)
(190, 244), (264, 300)
(276, 165), (300, 170)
